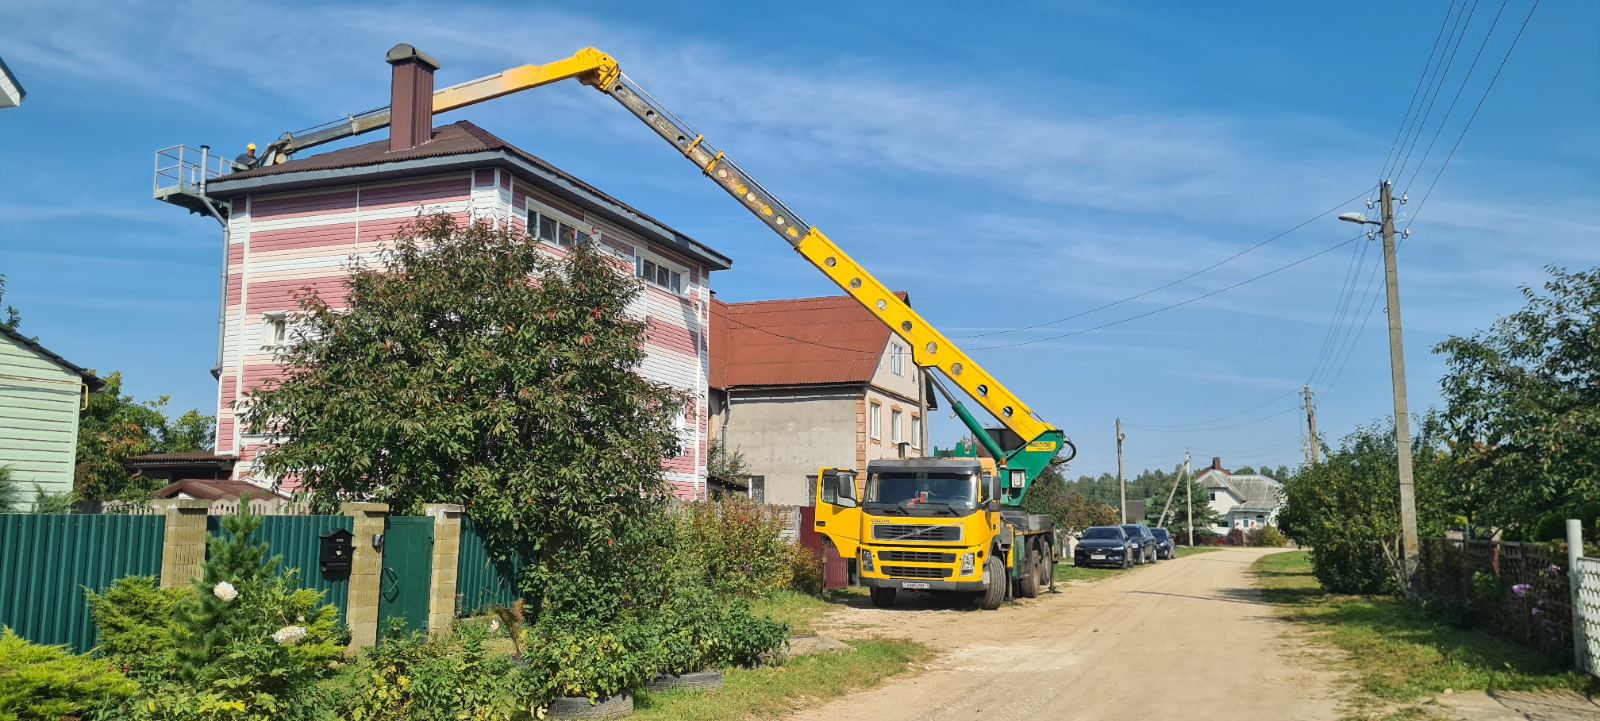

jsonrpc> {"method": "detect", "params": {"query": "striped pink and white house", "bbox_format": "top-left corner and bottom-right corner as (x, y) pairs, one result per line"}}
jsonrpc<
(201, 120), (731, 500)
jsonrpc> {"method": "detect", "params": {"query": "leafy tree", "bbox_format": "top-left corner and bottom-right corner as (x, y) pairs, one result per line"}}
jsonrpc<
(1434, 266), (1600, 536)
(0, 274), (21, 331)
(245, 215), (683, 625)
(1144, 474), (1223, 540)
(706, 438), (748, 485)
(1023, 466), (1121, 533)
(1277, 416), (1448, 594)
(75, 371), (215, 502)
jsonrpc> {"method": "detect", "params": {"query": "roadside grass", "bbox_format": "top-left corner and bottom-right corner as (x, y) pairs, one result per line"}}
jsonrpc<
(1251, 551), (1593, 711)
(632, 639), (932, 721)
(750, 590), (840, 636)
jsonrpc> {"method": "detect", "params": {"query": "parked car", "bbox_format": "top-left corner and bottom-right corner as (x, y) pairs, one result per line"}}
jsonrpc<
(1073, 526), (1134, 568)
(1151, 527), (1175, 560)
(1119, 523), (1158, 564)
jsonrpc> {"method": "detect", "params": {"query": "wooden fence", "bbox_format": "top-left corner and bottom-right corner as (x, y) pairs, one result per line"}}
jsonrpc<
(1418, 537), (1573, 663)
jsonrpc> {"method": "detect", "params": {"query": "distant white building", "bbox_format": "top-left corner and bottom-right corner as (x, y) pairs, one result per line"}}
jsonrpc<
(1196, 457), (1284, 534)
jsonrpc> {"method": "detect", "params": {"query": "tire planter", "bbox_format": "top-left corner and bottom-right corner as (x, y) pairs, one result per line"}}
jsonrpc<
(647, 670), (724, 693)
(547, 692), (634, 719)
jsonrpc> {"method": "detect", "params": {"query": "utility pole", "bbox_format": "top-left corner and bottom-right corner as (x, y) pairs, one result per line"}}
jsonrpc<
(1303, 385), (1320, 465)
(1184, 449), (1193, 547)
(1115, 418), (1126, 523)
(1379, 180), (1420, 594)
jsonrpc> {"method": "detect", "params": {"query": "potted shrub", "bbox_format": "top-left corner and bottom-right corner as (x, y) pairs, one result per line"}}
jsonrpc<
(528, 620), (656, 718)
(648, 584), (727, 692)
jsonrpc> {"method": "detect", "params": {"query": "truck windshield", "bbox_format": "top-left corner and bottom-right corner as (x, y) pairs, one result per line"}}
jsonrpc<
(866, 471), (977, 511)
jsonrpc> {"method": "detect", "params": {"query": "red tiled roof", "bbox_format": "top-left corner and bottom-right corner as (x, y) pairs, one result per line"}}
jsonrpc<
(710, 293), (906, 389)
(152, 479), (290, 502)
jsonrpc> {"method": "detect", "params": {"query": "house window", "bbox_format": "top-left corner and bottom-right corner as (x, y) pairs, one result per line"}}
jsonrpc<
(911, 415), (922, 448)
(526, 204), (588, 249)
(749, 476), (765, 503)
(891, 410), (902, 443)
(1209, 492), (1216, 501)
(869, 402), (881, 440)
(262, 313), (287, 347)
(636, 256), (684, 294)
(889, 344), (905, 376)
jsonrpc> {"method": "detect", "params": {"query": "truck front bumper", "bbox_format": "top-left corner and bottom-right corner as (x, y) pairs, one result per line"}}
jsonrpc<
(860, 575), (989, 593)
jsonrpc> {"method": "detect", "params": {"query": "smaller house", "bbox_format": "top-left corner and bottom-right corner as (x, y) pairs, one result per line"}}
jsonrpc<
(125, 451), (238, 486)
(0, 324), (103, 509)
(709, 293), (932, 506)
(1196, 457), (1284, 533)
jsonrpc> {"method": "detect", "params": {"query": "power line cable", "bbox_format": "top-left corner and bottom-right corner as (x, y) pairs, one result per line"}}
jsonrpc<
(1407, 0), (1542, 225)
(1380, 0), (1464, 179)
(1125, 388), (1300, 431)
(1127, 406), (1300, 433)
(1403, 0), (1515, 194)
(1394, 0), (1484, 183)
(956, 187), (1375, 340)
(971, 234), (1365, 351)
(1303, 231), (1373, 385)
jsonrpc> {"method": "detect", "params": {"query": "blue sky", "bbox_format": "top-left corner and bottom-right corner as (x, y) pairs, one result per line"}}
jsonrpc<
(1, 0), (1596, 478)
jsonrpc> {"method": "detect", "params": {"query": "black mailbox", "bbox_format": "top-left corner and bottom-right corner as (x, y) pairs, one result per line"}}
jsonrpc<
(319, 528), (354, 579)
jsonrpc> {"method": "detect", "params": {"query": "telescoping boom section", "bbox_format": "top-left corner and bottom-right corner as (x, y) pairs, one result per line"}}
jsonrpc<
(262, 46), (1071, 501)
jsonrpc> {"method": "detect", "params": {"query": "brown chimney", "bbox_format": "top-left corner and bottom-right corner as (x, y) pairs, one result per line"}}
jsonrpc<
(386, 44), (440, 152)
(1211, 456), (1223, 472)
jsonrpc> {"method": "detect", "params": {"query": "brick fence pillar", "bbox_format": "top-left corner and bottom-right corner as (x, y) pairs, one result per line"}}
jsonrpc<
(422, 503), (464, 637)
(154, 499), (212, 589)
(341, 502), (389, 651)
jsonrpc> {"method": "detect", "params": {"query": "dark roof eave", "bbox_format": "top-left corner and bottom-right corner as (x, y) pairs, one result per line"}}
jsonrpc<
(0, 325), (104, 391)
(206, 150), (732, 271)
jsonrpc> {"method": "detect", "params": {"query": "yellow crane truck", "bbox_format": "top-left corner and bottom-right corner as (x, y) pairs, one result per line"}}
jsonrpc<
(227, 44), (1077, 610)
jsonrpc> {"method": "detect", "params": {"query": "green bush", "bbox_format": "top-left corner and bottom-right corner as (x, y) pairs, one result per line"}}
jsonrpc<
(675, 497), (790, 598)
(0, 627), (137, 720)
(654, 583), (727, 676)
(1224, 528), (1246, 546)
(322, 621), (524, 721)
(31, 484), (73, 514)
(1307, 541), (1399, 595)
(785, 542), (823, 596)
(85, 576), (190, 676)
(1250, 527), (1288, 547)
(716, 599), (788, 668)
(524, 619), (659, 702)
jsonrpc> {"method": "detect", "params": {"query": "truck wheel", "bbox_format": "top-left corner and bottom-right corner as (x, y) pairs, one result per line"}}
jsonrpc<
(979, 557), (1006, 610)
(1019, 546), (1041, 598)
(869, 587), (896, 608)
(1040, 549), (1056, 591)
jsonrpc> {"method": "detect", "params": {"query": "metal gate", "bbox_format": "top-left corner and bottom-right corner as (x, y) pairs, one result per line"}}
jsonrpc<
(377, 516), (433, 636)
(1576, 556), (1600, 678)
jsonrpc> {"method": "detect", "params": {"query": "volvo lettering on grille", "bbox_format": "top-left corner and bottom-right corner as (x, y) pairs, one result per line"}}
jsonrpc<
(872, 524), (962, 542)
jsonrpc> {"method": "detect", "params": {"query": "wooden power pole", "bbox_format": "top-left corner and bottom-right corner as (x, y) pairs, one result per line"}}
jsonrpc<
(1303, 385), (1320, 465)
(1184, 449), (1193, 546)
(1378, 180), (1420, 593)
(1115, 418), (1126, 523)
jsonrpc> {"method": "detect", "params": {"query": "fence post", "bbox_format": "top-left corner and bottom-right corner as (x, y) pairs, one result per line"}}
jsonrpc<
(341, 502), (389, 651)
(1568, 519), (1585, 672)
(154, 499), (213, 589)
(423, 503), (464, 637)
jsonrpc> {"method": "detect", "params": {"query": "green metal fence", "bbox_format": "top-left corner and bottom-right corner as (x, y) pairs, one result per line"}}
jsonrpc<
(455, 517), (523, 616)
(207, 515), (353, 621)
(0, 514), (165, 652)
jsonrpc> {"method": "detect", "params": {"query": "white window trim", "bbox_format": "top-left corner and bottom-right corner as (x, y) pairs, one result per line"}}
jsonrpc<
(889, 344), (905, 376)
(525, 198), (594, 249)
(891, 409), (902, 443)
(911, 415), (922, 449)
(261, 312), (288, 349)
(869, 402), (882, 441)
(635, 247), (689, 296)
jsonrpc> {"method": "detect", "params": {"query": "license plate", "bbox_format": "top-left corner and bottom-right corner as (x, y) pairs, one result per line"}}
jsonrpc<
(900, 581), (930, 590)
(1091, 554), (1106, 560)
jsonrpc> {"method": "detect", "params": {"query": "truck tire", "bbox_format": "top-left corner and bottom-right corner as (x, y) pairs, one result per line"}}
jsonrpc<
(979, 557), (1006, 610)
(870, 587), (897, 608)
(1019, 546), (1041, 598)
(1040, 548), (1056, 592)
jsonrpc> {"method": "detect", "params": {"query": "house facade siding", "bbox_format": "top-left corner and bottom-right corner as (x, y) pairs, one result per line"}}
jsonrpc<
(0, 333), (85, 508)
(216, 169), (713, 499)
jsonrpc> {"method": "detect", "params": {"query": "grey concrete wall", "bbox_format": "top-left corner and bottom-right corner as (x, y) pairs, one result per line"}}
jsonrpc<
(721, 387), (859, 506)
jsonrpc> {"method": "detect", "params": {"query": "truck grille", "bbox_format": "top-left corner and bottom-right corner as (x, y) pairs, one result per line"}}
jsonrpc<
(878, 551), (956, 564)
(872, 524), (962, 542)
(883, 565), (951, 580)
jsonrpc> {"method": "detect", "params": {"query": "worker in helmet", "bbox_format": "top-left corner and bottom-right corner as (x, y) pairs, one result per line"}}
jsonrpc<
(233, 143), (258, 171)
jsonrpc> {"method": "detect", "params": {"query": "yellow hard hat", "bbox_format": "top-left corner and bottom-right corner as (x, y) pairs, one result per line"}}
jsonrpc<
(247, 143), (257, 151)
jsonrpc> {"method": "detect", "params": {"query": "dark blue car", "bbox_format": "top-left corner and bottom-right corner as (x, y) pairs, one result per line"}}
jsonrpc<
(1151, 527), (1176, 560)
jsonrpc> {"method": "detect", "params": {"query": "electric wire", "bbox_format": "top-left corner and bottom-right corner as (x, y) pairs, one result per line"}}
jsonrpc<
(1380, 0), (1464, 179)
(1393, 0), (1484, 183)
(1402, 0), (1515, 194)
(1124, 387), (1301, 431)
(956, 187), (1376, 339)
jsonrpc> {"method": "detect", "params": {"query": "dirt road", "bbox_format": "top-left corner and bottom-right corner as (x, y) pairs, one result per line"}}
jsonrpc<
(795, 547), (1345, 721)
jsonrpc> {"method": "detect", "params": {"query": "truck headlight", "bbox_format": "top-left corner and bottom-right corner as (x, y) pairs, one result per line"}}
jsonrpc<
(961, 552), (976, 574)
(859, 549), (875, 574)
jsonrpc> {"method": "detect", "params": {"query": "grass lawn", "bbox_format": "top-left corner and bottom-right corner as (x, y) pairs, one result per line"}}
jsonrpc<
(632, 639), (931, 721)
(1251, 550), (1594, 715)
(750, 590), (843, 636)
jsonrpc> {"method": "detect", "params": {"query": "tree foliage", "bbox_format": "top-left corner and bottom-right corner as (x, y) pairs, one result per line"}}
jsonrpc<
(1434, 266), (1600, 537)
(0, 274), (21, 331)
(75, 371), (216, 503)
(245, 215), (684, 625)
(1277, 417), (1449, 594)
(1022, 466), (1120, 533)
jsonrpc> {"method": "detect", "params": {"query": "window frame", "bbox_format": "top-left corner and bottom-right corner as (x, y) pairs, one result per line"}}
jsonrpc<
(891, 409), (902, 443)
(889, 344), (905, 376)
(869, 402), (882, 441)
(261, 312), (288, 349)
(634, 249), (688, 296)
(911, 415), (922, 448)
(525, 199), (591, 250)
